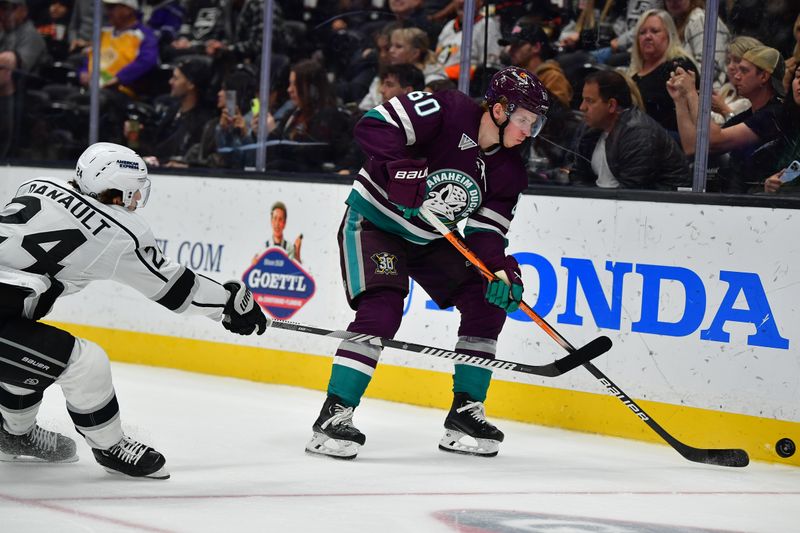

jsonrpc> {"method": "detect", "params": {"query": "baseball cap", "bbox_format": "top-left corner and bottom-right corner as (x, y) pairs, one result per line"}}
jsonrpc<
(102, 0), (139, 10)
(498, 20), (549, 47)
(742, 45), (786, 97)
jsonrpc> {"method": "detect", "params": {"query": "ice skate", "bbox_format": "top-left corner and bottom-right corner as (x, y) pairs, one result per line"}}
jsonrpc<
(439, 392), (504, 457)
(305, 395), (366, 460)
(0, 420), (78, 463)
(92, 435), (169, 479)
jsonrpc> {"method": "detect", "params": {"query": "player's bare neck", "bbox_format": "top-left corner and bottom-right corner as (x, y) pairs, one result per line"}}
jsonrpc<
(477, 111), (500, 151)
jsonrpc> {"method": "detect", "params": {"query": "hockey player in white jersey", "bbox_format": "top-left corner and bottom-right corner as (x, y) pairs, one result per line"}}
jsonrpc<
(0, 142), (269, 479)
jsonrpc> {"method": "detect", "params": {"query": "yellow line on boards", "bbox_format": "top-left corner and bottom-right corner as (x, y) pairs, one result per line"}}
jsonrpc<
(48, 322), (799, 467)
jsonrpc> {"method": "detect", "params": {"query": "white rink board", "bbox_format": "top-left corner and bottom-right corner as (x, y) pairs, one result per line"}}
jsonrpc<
(1, 167), (797, 422)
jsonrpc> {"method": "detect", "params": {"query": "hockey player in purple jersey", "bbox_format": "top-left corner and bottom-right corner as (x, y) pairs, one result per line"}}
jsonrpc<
(306, 67), (549, 459)
(0, 142), (269, 479)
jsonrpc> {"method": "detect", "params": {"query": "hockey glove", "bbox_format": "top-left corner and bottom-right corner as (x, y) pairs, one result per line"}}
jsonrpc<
(485, 256), (524, 313)
(386, 158), (429, 219)
(222, 280), (270, 335)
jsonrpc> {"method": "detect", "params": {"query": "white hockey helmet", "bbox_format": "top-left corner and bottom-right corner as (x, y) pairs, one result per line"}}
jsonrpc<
(75, 142), (151, 209)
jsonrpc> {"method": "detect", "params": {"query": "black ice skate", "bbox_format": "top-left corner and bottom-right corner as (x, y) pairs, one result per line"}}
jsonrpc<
(439, 392), (504, 457)
(305, 395), (366, 460)
(92, 435), (169, 479)
(0, 420), (78, 463)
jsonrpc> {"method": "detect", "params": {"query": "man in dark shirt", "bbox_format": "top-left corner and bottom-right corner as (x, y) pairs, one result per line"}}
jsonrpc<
(571, 70), (690, 190)
(669, 45), (786, 193)
(141, 58), (214, 166)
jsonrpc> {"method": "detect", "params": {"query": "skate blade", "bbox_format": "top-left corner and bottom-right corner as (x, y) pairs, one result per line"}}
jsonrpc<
(101, 465), (171, 480)
(0, 451), (79, 463)
(305, 431), (359, 460)
(438, 430), (499, 457)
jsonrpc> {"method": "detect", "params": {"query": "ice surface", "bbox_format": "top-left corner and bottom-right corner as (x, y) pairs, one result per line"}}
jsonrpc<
(2, 363), (797, 533)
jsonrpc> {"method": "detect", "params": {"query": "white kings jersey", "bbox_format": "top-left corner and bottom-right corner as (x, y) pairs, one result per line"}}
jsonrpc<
(0, 177), (228, 321)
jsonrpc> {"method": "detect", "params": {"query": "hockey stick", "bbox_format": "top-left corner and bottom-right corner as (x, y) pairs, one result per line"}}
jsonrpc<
(270, 319), (609, 378)
(418, 205), (749, 468)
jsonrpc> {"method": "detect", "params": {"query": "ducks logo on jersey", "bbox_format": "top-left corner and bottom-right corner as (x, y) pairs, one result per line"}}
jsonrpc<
(424, 168), (482, 223)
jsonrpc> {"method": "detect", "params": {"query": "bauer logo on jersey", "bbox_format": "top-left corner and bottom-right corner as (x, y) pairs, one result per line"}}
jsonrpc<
(371, 252), (398, 275)
(424, 168), (482, 223)
(242, 248), (316, 320)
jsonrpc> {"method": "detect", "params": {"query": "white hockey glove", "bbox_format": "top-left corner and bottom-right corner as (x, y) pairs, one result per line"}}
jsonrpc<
(222, 280), (271, 335)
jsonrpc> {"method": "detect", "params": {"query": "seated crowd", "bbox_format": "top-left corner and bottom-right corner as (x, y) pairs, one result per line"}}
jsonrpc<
(1, 0), (798, 194)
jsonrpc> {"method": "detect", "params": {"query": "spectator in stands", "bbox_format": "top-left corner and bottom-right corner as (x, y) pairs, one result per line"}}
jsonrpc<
(336, 23), (399, 110)
(388, 27), (447, 85)
(267, 59), (352, 173)
(0, 50), (15, 158)
(764, 62), (800, 195)
(424, 77), (456, 93)
(710, 36), (762, 124)
(435, 0), (502, 81)
(204, 1), (290, 66)
(186, 64), (258, 169)
(783, 13), (799, 95)
(36, 0), (71, 60)
(388, 0), (440, 45)
(600, 0), (662, 65)
(570, 69), (689, 189)
(139, 58), (214, 167)
(628, 9), (698, 135)
(668, 45), (786, 193)
(146, 0), (184, 48)
(356, 23), (398, 111)
(167, 0), (230, 60)
(500, 17), (572, 109)
(66, 0), (92, 53)
(664, 0), (730, 86)
(378, 63), (424, 103)
(79, 0), (157, 97)
(499, 17), (579, 182)
(0, 0), (49, 74)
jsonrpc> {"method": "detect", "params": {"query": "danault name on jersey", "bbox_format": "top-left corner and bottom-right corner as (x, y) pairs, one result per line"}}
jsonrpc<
(23, 181), (114, 237)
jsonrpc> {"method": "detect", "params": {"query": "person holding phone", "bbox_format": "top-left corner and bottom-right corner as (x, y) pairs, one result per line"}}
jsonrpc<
(764, 63), (800, 195)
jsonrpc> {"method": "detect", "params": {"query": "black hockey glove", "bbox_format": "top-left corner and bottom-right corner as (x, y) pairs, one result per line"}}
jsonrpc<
(222, 280), (270, 335)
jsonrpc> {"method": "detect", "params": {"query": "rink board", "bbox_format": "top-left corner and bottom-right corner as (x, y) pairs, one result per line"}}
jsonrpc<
(1, 166), (797, 466)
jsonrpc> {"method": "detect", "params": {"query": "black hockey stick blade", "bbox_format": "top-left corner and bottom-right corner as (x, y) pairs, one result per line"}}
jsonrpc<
(585, 361), (750, 468)
(680, 447), (750, 468)
(270, 320), (606, 378)
(656, 421), (749, 467)
(547, 336), (613, 377)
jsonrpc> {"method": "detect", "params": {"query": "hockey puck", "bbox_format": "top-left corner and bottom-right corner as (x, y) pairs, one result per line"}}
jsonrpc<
(775, 438), (796, 458)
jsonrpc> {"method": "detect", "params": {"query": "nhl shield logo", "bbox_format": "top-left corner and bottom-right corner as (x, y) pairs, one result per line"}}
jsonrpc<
(243, 248), (316, 320)
(424, 168), (482, 223)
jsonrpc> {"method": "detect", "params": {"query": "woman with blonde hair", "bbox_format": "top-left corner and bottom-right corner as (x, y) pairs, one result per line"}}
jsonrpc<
(628, 9), (698, 134)
(388, 27), (447, 84)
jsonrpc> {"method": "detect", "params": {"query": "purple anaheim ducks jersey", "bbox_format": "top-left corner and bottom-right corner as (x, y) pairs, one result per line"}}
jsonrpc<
(349, 90), (527, 247)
